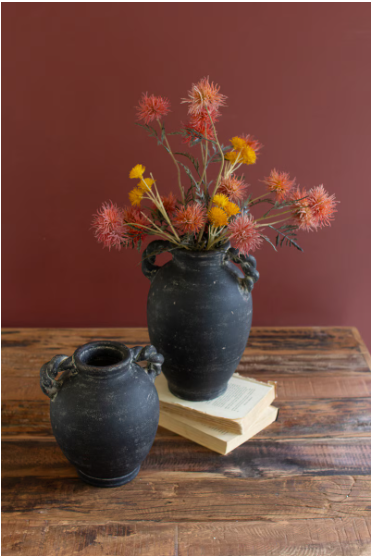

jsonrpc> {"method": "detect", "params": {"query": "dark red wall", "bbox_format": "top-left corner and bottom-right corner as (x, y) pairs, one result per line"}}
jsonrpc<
(3, 3), (371, 348)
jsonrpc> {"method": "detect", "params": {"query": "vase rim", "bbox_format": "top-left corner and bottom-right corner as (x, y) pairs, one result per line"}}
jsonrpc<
(73, 340), (131, 377)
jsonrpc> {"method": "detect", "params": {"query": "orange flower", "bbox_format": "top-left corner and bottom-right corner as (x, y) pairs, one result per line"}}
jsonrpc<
(173, 202), (206, 235)
(263, 169), (296, 201)
(291, 187), (318, 231)
(123, 207), (148, 247)
(227, 214), (262, 255)
(307, 185), (338, 228)
(158, 192), (177, 215)
(136, 93), (170, 124)
(92, 201), (127, 251)
(182, 77), (227, 116)
(183, 108), (217, 144)
(219, 175), (248, 203)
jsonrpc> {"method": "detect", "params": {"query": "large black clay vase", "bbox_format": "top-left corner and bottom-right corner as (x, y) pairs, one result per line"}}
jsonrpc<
(142, 241), (259, 401)
(40, 341), (164, 487)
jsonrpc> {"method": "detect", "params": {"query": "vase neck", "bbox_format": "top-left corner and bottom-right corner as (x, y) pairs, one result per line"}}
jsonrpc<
(172, 245), (230, 270)
(73, 341), (132, 378)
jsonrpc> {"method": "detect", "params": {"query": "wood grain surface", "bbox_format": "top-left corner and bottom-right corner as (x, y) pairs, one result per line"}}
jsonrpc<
(2, 327), (371, 556)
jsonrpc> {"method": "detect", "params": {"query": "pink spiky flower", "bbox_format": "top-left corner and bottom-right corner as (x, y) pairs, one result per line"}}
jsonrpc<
(291, 187), (318, 231)
(160, 192), (178, 215)
(92, 201), (127, 251)
(182, 77), (227, 116)
(123, 207), (148, 247)
(227, 214), (263, 255)
(219, 175), (248, 203)
(136, 93), (171, 124)
(183, 108), (217, 144)
(307, 185), (338, 228)
(263, 169), (296, 201)
(153, 192), (178, 215)
(173, 202), (207, 235)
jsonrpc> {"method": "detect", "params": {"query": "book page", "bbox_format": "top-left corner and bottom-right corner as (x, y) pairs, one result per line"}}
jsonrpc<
(156, 373), (274, 420)
(160, 405), (278, 444)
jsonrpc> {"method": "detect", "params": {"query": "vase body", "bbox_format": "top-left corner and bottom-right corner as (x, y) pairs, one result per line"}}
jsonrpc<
(142, 242), (259, 401)
(40, 341), (164, 487)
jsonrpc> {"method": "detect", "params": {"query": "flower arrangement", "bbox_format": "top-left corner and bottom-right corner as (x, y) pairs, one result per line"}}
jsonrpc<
(93, 77), (337, 256)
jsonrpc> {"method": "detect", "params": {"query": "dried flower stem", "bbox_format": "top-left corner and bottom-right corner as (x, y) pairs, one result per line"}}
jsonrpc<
(139, 212), (180, 245)
(223, 152), (243, 178)
(125, 220), (176, 244)
(249, 192), (270, 205)
(197, 110), (226, 245)
(257, 217), (291, 228)
(256, 209), (293, 222)
(139, 176), (181, 242)
(149, 175), (181, 241)
(206, 108), (225, 202)
(157, 119), (185, 204)
(197, 137), (209, 191)
(207, 227), (229, 249)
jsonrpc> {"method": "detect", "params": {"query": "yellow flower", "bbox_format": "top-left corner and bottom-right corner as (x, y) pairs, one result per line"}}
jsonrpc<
(230, 136), (247, 151)
(129, 187), (144, 207)
(208, 207), (229, 227)
(226, 136), (257, 166)
(212, 193), (229, 208)
(241, 145), (256, 165)
(225, 151), (240, 163)
(224, 201), (240, 217)
(137, 177), (154, 192)
(129, 164), (145, 179)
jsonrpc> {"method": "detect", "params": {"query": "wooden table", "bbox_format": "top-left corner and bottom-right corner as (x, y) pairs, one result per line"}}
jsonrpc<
(2, 327), (371, 556)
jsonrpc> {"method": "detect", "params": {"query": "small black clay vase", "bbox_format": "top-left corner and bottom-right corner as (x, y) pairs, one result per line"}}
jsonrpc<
(40, 340), (164, 487)
(142, 240), (259, 402)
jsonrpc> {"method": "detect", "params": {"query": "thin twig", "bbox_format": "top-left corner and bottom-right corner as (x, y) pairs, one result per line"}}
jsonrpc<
(157, 119), (185, 204)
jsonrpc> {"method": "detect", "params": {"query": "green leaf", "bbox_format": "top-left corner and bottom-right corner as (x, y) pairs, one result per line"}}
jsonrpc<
(183, 127), (218, 147)
(260, 234), (277, 251)
(178, 161), (199, 189)
(135, 122), (158, 138)
(174, 152), (200, 175)
(268, 225), (303, 252)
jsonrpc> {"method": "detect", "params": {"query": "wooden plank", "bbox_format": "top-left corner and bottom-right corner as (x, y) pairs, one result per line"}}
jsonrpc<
(246, 326), (362, 353)
(177, 518), (372, 556)
(2, 517), (371, 556)
(352, 326), (371, 370)
(177, 518), (371, 556)
(2, 436), (370, 479)
(1, 473), (369, 522)
(3, 351), (367, 379)
(3, 397), (370, 439)
(4, 368), (370, 402)
(0, 326), (362, 354)
(238, 352), (370, 374)
(2, 329), (369, 383)
(3, 370), (370, 401)
(1, 519), (177, 556)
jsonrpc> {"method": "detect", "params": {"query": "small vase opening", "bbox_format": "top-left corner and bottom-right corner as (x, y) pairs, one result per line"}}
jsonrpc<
(74, 341), (131, 376)
(84, 347), (124, 367)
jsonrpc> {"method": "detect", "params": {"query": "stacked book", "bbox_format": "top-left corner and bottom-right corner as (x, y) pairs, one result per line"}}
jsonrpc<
(155, 373), (278, 454)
